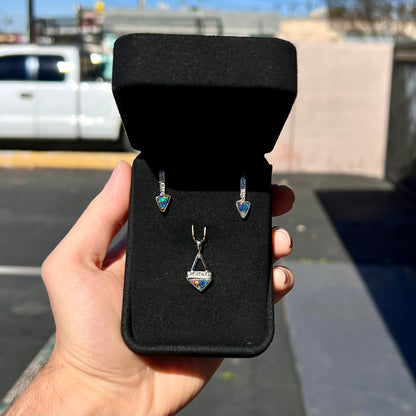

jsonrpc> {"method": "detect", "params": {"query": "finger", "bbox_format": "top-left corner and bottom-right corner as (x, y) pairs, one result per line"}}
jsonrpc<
(55, 161), (131, 267)
(272, 226), (293, 261)
(273, 266), (295, 303)
(102, 232), (127, 269)
(272, 184), (295, 217)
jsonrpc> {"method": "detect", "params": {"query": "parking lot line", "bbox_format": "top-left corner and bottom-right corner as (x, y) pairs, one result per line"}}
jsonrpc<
(0, 266), (42, 277)
(0, 151), (137, 170)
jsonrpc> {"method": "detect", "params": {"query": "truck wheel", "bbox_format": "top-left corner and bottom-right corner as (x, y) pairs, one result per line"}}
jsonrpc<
(119, 127), (136, 152)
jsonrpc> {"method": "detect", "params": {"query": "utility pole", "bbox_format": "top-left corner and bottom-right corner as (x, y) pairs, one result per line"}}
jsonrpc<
(77, 5), (84, 57)
(28, 0), (34, 43)
(139, 0), (146, 9)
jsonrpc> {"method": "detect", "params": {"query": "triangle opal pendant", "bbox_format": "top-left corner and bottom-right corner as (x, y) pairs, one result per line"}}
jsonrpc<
(187, 226), (212, 292)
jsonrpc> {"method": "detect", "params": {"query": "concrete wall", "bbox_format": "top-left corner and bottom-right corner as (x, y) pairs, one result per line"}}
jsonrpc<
(104, 9), (280, 37)
(266, 42), (394, 178)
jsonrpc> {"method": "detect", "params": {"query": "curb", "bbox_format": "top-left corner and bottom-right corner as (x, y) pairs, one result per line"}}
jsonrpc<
(0, 151), (138, 170)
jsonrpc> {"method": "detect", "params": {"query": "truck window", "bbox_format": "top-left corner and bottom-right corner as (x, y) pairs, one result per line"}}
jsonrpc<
(0, 55), (35, 81)
(38, 55), (66, 82)
(80, 52), (112, 82)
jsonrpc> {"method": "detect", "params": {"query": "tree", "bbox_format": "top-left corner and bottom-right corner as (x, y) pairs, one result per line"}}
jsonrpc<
(326, 0), (416, 38)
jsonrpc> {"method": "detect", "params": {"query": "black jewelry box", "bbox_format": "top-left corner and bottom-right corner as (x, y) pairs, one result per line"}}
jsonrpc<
(112, 33), (297, 357)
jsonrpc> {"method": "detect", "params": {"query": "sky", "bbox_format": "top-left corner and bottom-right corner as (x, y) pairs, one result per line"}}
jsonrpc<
(0, 0), (325, 33)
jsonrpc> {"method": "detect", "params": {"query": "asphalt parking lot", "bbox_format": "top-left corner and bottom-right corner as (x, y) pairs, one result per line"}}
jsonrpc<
(0, 155), (415, 416)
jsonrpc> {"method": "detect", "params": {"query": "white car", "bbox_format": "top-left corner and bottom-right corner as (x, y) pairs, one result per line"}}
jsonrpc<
(0, 44), (130, 149)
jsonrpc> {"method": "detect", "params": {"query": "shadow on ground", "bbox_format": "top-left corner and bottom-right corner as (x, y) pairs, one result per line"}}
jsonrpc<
(316, 188), (416, 381)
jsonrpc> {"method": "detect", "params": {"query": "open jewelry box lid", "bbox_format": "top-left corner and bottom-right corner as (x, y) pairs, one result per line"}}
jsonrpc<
(112, 33), (297, 156)
(115, 33), (298, 357)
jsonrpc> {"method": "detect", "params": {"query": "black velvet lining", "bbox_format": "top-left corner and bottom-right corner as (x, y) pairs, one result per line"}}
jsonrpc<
(112, 34), (297, 154)
(121, 155), (274, 356)
(113, 34), (297, 90)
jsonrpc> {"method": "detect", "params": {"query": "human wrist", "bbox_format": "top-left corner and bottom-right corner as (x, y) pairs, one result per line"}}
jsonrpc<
(6, 355), (143, 416)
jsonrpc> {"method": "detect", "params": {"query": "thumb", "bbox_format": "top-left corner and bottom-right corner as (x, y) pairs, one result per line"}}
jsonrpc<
(51, 161), (132, 269)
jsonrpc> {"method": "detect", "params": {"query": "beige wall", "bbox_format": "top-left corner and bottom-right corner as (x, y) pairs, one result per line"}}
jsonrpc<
(278, 18), (342, 42)
(266, 42), (394, 178)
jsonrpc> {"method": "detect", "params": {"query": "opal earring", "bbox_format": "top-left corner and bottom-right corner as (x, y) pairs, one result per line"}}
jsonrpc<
(155, 170), (171, 213)
(236, 175), (251, 219)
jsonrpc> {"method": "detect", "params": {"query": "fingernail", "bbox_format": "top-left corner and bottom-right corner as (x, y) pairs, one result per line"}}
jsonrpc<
(105, 161), (123, 189)
(278, 267), (290, 284)
(272, 226), (293, 249)
(284, 184), (295, 193)
(272, 183), (296, 197)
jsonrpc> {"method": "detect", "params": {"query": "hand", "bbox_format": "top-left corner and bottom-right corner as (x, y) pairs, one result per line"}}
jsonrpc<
(7, 161), (295, 416)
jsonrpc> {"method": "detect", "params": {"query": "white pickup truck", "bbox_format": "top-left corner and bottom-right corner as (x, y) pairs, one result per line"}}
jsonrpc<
(0, 44), (130, 149)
